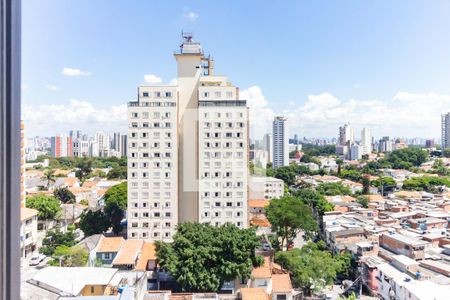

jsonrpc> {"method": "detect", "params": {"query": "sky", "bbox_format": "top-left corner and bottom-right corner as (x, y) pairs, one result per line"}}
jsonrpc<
(22, 0), (450, 140)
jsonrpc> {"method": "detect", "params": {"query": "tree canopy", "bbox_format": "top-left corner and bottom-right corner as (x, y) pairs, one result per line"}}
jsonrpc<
(79, 210), (109, 236)
(266, 195), (318, 249)
(402, 176), (450, 193)
(104, 182), (127, 210)
(107, 165), (127, 180)
(275, 241), (351, 295)
(293, 189), (334, 215)
(385, 148), (428, 169)
(75, 158), (93, 183)
(53, 187), (76, 204)
(155, 223), (263, 292)
(26, 194), (61, 220)
(50, 245), (88, 267)
(40, 226), (76, 256)
(316, 182), (352, 196)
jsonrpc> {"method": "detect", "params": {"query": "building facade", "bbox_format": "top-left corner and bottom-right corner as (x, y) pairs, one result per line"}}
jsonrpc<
(272, 116), (288, 169)
(442, 112), (450, 149)
(127, 35), (249, 241)
(50, 134), (73, 158)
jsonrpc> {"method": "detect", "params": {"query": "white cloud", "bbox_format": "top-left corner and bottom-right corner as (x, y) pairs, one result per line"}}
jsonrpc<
(22, 99), (127, 136)
(45, 84), (59, 91)
(143, 74), (162, 85)
(61, 67), (91, 77)
(241, 86), (449, 139)
(183, 11), (199, 21)
(240, 86), (275, 139)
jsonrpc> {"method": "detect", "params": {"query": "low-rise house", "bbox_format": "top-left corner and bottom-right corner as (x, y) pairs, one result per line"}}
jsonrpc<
(135, 242), (157, 271)
(95, 236), (125, 266)
(408, 217), (447, 231)
(28, 267), (119, 297)
(379, 233), (429, 260)
(246, 255), (300, 300)
(112, 239), (144, 270)
(20, 207), (39, 258)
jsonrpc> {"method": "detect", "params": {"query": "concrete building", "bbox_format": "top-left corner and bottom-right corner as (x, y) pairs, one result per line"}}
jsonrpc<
(72, 139), (90, 157)
(95, 132), (111, 157)
(50, 134), (72, 158)
(272, 116), (288, 169)
(338, 123), (354, 145)
(350, 144), (362, 161)
(379, 136), (393, 153)
(361, 127), (372, 155)
(249, 176), (284, 200)
(379, 233), (428, 260)
(120, 135), (128, 157)
(441, 112), (450, 149)
(263, 133), (273, 163)
(127, 85), (178, 241)
(20, 207), (38, 258)
(127, 34), (249, 241)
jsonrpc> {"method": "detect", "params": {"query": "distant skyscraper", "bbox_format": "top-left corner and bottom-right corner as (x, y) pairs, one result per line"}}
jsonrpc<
(272, 116), (289, 169)
(95, 132), (111, 157)
(360, 127), (372, 155)
(263, 133), (273, 163)
(379, 136), (393, 153)
(120, 135), (127, 157)
(442, 113), (450, 149)
(51, 134), (72, 157)
(113, 132), (121, 151)
(338, 123), (354, 145)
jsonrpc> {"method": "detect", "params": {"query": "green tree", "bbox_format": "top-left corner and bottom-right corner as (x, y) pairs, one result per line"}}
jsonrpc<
(402, 176), (450, 193)
(275, 242), (351, 296)
(356, 195), (369, 208)
(51, 245), (89, 267)
(361, 175), (370, 195)
(293, 189), (334, 215)
(26, 195), (61, 220)
(104, 182), (127, 210)
(79, 210), (109, 236)
(75, 158), (93, 183)
(443, 148), (450, 158)
(156, 223), (263, 292)
(40, 226), (76, 256)
(53, 187), (76, 204)
(273, 166), (297, 186)
(316, 182), (352, 196)
(107, 166), (127, 179)
(104, 202), (124, 234)
(41, 168), (56, 189)
(385, 148), (428, 169)
(266, 195), (318, 249)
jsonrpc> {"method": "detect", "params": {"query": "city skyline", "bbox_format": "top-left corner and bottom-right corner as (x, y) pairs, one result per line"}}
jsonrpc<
(22, 1), (450, 139)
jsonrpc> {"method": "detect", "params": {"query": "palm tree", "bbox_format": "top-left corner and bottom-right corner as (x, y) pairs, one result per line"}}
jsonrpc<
(41, 168), (56, 189)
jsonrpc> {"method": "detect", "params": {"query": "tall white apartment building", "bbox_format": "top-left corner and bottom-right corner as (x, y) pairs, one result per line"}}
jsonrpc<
(360, 127), (372, 155)
(95, 132), (111, 157)
(272, 116), (289, 169)
(338, 123), (354, 146)
(127, 86), (178, 241)
(127, 34), (249, 241)
(198, 79), (248, 228)
(442, 113), (450, 149)
(72, 139), (90, 157)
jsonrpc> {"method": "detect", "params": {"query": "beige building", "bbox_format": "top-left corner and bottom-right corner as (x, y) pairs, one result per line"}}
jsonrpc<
(20, 207), (38, 257)
(127, 34), (249, 241)
(249, 176), (284, 200)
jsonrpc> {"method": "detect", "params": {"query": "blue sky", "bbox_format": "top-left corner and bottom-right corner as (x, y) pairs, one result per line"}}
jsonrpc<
(22, 0), (450, 139)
